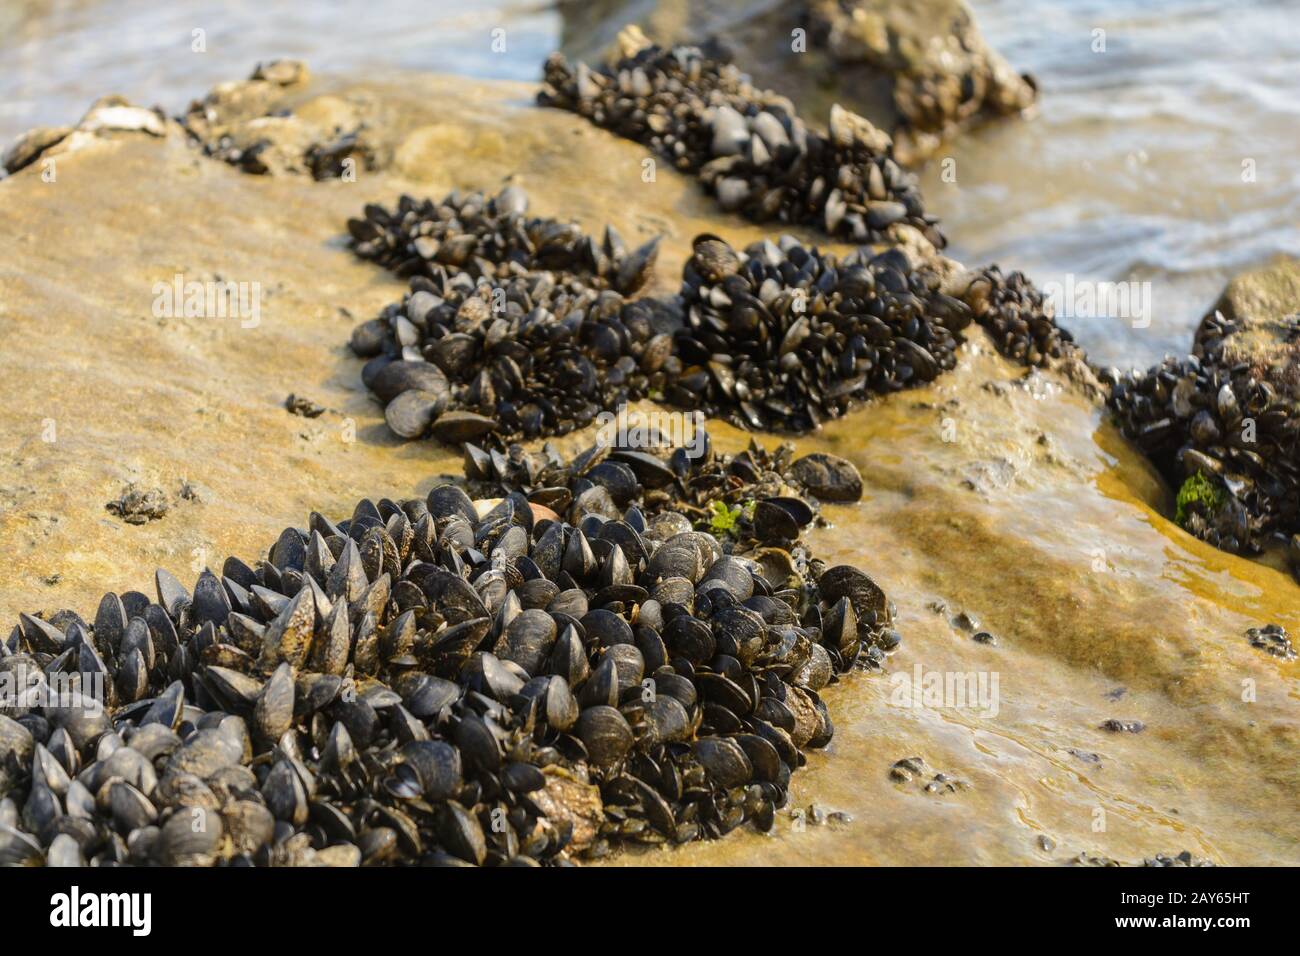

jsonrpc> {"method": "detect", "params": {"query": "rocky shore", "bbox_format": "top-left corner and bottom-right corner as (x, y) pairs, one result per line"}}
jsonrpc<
(1, 37), (1297, 867)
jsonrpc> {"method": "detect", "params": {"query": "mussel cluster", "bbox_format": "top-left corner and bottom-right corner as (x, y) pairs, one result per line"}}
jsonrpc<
(349, 273), (682, 444)
(1, 431), (893, 866)
(963, 265), (1077, 368)
(346, 186), (660, 294)
(347, 187), (680, 443)
(674, 234), (972, 430)
(1106, 313), (1300, 555)
(539, 42), (944, 248)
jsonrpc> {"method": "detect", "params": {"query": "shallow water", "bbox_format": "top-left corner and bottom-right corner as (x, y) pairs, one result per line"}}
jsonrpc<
(917, 0), (1300, 369)
(4, 0), (1298, 368)
(0, 0), (560, 142)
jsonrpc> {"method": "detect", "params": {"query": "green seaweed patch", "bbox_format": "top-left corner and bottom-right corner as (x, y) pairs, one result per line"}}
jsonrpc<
(706, 500), (742, 537)
(701, 499), (755, 538)
(1174, 471), (1225, 527)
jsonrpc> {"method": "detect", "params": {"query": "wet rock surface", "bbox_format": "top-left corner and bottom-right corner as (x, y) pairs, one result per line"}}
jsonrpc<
(1, 67), (1297, 867)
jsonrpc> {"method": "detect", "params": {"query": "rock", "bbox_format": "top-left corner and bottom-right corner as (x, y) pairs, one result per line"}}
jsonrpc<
(808, 0), (1037, 162)
(529, 767), (603, 853)
(251, 60), (311, 86)
(2, 126), (72, 174)
(1, 65), (1297, 869)
(2, 93), (174, 177)
(78, 98), (167, 137)
(1110, 256), (1300, 558)
(1194, 255), (1300, 382)
(552, 0), (1035, 164)
(789, 453), (863, 502)
(179, 61), (378, 179)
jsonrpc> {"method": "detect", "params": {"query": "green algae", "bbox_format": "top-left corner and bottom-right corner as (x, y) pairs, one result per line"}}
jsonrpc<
(1175, 472), (1226, 528)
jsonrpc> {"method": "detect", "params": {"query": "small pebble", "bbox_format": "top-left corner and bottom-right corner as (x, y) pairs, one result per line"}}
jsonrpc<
(285, 393), (325, 418)
(1247, 624), (1297, 661)
(1100, 719), (1145, 734)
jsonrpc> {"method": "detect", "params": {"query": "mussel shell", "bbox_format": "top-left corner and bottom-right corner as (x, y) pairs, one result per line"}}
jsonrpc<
(402, 740), (463, 801)
(574, 705), (633, 767)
